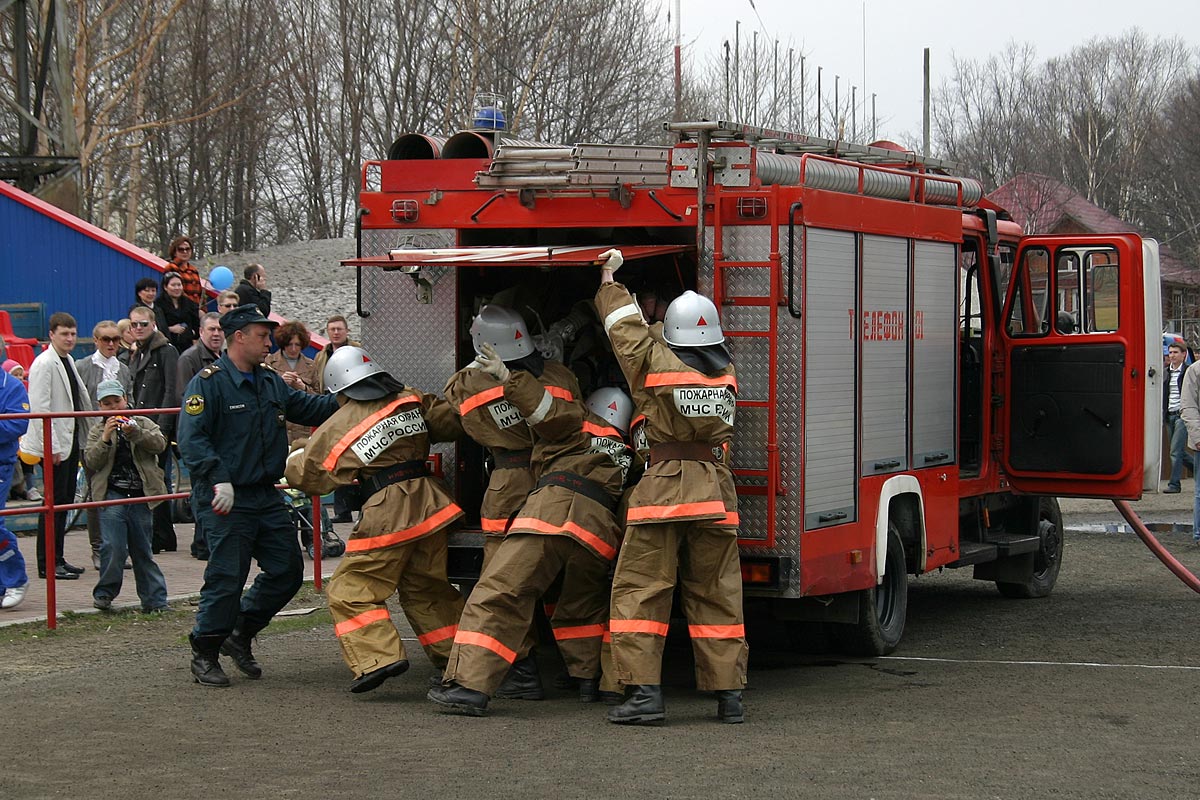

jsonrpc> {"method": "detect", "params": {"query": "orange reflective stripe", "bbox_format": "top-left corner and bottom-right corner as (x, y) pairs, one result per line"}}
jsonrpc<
(553, 623), (607, 641)
(509, 516), (618, 560)
(323, 394), (420, 470)
(719, 511), (740, 526)
(334, 608), (390, 637)
(458, 386), (505, 416)
(626, 500), (729, 522)
(610, 619), (669, 636)
(602, 630), (612, 643)
(480, 516), (510, 533)
(688, 623), (745, 639)
(344, 504), (462, 552)
(453, 630), (517, 663)
(643, 372), (737, 391)
(417, 623), (458, 646)
(582, 420), (623, 439)
(547, 386), (575, 402)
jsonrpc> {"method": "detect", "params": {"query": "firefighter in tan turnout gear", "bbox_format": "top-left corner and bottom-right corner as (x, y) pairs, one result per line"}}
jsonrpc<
(594, 248), (748, 725)
(428, 329), (632, 716)
(443, 305), (581, 699)
(285, 346), (465, 693)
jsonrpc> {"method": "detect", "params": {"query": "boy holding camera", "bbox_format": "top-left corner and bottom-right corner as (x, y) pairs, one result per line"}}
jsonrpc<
(84, 379), (169, 612)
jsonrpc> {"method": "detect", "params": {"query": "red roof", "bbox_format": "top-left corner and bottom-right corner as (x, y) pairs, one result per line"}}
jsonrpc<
(988, 173), (1200, 287)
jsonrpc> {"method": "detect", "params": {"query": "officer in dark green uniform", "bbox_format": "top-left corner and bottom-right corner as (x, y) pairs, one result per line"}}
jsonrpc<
(177, 305), (339, 687)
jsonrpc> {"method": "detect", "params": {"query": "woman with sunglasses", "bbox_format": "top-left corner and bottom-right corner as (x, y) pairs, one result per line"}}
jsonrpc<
(156, 271), (200, 353)
(166, 236), (204, 308)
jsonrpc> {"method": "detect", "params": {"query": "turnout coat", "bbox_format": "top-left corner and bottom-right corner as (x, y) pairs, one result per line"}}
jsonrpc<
(594, 281), (738, 528)
(286, 389), (464, 553)
(443, 360), (578, 535)
(502, 370), (629, 562)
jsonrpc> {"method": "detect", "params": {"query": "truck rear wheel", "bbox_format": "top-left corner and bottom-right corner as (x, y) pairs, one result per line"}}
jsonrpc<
(833, 524), (907, 656)
(996, 497), (1063, 599)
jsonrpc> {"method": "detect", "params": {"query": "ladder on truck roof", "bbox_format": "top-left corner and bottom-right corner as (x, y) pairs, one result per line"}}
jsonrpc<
(709, 184), (784, 549)
(665, 119), (962, 172)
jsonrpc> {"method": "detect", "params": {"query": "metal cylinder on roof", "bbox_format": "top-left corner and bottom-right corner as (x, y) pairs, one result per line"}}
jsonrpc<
(755, 152), (982, 207)
(442, 131), (495, 159)
(387, 133), (448, 160)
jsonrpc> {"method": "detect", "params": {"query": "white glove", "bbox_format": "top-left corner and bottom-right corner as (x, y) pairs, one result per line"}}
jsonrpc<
(598, 248), (624, 274)
(212, 482), (235, 515)
(476, 343), (511, 383)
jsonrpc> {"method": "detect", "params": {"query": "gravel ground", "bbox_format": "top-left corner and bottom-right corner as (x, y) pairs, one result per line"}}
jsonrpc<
(2, 529), (1198, 799)
(208, 237), (358, 339)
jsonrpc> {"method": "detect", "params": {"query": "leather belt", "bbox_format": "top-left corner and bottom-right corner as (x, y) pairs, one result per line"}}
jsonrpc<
(360, 460), (428, 499)
(648, 441), (725, 466)
(491, 448), (533, 470)
(536, 470), (618, 512)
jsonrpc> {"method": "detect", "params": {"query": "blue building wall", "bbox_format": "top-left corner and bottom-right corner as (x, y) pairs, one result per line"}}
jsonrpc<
(0, 182), (167, 343)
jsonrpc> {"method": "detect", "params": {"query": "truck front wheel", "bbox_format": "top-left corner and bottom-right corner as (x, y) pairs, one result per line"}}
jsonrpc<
(996, 496), (1063, 599)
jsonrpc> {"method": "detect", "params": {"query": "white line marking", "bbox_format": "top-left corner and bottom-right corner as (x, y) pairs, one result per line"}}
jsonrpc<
(879, 655), (1200, 671)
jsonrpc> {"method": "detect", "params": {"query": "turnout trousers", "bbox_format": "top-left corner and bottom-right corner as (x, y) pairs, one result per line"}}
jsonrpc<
(443, 532), (610, 696)
(327, 530), (464, 678)
(609, 519), (748, 691)
(192, 484), (303, 639)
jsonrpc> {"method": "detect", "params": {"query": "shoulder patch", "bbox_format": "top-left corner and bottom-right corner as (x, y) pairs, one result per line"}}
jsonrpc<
(199, 364), (221, 379)
(184, 394), (205, 416)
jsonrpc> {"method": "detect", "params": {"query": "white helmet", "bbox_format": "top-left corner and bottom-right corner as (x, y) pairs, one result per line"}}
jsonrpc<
(662, 290), (724, 347)
(586, 387), (633, 434)
(470, 305), (533, 361)
(324, 346), (385, 396)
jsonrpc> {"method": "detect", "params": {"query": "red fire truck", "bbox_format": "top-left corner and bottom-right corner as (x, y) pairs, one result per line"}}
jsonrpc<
(347, 116), (1162, 656)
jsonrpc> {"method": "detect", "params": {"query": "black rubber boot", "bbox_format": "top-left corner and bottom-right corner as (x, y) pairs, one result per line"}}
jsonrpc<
(494, 655), (545, 700)
(220, 627), (263, 679)
(578, 677), (600, 703)
(349, 659), (410, 694)
(716, 689), (745, 724)
(606, 684), (666, 725)
(189, 633), (230, 688)
(427, 682), (490, 716)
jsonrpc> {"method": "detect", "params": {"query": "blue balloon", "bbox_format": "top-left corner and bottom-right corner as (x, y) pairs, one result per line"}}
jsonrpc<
(209, 265), (234, 291)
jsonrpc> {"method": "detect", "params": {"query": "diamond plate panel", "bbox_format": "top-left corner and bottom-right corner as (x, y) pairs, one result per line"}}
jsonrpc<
(721, 225), (772, 262)
(731, 406), (769, 470)
(726, 336), (770, 401)
(737, 494), (769, 542)
(698, 230), (715, 295)
(739, 226), (805, 597)
(722, 306), (770, 332)
(722, 266), (772, 299)
(360, 228), (459, 492)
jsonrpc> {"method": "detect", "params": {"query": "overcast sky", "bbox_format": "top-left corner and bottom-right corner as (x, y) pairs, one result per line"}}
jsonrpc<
(675, 0), (1200, 145)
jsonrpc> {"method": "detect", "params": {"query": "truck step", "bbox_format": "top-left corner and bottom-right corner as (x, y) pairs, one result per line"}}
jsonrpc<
(983, 532), (1042, 556)
(947, 542), (997, 568)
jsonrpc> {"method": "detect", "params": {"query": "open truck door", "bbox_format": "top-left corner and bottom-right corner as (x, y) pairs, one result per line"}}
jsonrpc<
(997, 234), (1161, 499)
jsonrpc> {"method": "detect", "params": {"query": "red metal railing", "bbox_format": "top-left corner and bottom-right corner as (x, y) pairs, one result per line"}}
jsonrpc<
(0, 406), (329, 629)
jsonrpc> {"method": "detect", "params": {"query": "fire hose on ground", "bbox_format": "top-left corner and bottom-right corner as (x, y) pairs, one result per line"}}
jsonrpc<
(1113, 500), (1200, 593)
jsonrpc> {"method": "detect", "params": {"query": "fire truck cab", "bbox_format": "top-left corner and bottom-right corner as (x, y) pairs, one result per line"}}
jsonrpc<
(348, 118), (1162, 655)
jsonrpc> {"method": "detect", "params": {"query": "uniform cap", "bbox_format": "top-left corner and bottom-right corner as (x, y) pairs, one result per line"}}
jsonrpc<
(96, 379), (126, 400)
(220, 304), (278, 335)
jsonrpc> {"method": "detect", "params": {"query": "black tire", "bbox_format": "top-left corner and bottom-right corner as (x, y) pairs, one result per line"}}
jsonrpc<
(996, 496), (1063, 599)
(833, 524), (908, 656)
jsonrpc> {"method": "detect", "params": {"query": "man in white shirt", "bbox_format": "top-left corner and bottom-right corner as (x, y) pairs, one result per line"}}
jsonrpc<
(1163, 342), (1188, 493)
(20, 311), (92, 579)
